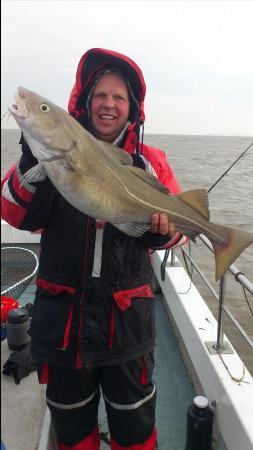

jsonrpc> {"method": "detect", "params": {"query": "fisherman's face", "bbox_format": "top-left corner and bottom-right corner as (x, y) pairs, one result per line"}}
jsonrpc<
(90, 73), (130, 143)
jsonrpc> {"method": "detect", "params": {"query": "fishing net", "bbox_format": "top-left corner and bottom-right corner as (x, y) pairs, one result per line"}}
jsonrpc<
(1, 247), (39, 300)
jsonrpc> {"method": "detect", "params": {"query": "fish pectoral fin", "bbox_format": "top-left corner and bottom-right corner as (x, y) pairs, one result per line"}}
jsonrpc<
(128, 167), (169, 194)
(177, 189), (210, 220)
(112, 222), (151, 237)
(63, 158), (76, 171)
(66, 151), (89, 176)
(19, 164), (47, 186)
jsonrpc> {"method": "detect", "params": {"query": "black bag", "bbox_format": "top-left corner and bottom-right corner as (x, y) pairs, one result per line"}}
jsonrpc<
(2, 342), (37, 384)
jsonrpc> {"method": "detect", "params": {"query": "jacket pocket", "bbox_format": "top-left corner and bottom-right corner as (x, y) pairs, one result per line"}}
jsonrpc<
(109, 284), (155, 350)
(113, 284), (154, 311)
(36, 278), (77, 295)
(30, 284), (77, 351)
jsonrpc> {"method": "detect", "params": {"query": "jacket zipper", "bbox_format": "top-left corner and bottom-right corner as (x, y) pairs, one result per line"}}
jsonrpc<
(76, 217), (90, 368)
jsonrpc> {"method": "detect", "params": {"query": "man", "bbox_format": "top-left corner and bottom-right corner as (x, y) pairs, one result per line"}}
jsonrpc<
(1, 48), (186, 450)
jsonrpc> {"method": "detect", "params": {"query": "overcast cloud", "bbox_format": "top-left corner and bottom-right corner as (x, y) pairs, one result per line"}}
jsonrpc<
(2, 0), (253, 135)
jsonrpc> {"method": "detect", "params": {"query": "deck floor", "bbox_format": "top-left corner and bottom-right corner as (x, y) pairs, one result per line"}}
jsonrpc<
(1, 292), (195, 450)
(1, 339), (46, 450)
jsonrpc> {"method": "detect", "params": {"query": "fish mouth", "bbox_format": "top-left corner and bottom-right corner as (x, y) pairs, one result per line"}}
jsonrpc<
(8, 87), (29, 119)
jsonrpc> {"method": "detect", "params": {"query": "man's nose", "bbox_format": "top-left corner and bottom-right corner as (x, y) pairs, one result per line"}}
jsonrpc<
(103, 96), (115, 108)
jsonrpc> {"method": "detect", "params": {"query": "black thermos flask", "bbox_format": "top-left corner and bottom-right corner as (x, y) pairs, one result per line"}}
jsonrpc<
(185, 396), (214, 450)
(6, 307), (31, 350)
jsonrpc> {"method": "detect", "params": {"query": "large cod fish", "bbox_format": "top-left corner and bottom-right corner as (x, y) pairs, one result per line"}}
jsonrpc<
(9, 87), (253, 280)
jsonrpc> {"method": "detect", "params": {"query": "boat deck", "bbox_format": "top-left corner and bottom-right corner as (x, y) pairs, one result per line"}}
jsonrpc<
(2, 288), (197, 450)
(1, 337), (46, 450)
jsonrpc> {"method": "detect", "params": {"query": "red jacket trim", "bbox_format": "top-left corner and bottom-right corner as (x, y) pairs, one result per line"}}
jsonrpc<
(113, 284), (154, 311)
(123, 125), (138, 154)
(1, 163), (18, 189)
(36, 278), (76, 295)
(1, 195), (26, 228)
(95, 221), (106, 229)
(75, 302), (84, 369)
(62, 303), (74, 349)
(1, 164), (34, 227)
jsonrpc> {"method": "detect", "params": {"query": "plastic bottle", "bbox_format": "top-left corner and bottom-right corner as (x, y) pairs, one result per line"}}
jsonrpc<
(185, 395), (214, 450)
(6, 307), (31, 350)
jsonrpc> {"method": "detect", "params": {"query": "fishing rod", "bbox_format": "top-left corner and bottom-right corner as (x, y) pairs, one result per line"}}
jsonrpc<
(161, 140), (253, 289)
(208, 140), (253, 193)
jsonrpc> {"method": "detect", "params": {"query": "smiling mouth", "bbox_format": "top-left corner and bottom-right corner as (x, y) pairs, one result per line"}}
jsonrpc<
(99, 114), (116, 120)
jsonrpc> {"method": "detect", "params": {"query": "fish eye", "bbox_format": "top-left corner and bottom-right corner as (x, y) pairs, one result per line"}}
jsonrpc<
(40, 103), (50, 112)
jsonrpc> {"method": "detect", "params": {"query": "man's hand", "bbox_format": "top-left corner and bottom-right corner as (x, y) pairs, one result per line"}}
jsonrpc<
(150, 214), (177, 237)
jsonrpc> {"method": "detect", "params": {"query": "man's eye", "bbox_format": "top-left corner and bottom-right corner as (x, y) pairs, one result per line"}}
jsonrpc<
(95, 93), (106, 99)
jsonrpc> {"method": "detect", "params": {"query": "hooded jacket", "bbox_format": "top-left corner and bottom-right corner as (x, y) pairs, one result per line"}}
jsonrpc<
(1, 48), (186, 369)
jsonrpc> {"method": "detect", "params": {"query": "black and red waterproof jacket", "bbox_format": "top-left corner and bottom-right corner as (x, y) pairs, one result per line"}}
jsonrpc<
(1, 49), (186, 369)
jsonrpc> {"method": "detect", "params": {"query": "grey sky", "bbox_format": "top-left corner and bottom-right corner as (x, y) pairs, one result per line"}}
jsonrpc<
(2, 0), (253, 135)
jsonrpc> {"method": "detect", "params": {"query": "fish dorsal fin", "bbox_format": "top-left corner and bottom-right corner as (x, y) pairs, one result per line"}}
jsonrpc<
(128, 166), (169, 194)
(177, 189), (210, 219)
(98, 141), (133, 166)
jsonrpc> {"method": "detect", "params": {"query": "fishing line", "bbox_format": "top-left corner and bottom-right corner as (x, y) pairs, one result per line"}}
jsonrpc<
(208, 140), (253, 319)
(160, 141), (253, 293)
(208, 141), (253, 193)
(1, 111), (10, 121)
(178, 241), (194, 295)
(217, 350), (246, 383)
(242, 286), (253, 318)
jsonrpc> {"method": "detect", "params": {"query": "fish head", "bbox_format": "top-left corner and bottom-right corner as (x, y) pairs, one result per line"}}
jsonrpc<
(8, 87), (78, 160)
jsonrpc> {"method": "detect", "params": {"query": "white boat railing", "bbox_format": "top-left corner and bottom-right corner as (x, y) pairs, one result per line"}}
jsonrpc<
(164, 234), (253, 355)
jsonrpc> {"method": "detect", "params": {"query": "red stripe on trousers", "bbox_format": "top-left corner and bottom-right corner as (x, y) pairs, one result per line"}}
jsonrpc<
(39, 363), (49, 384)
(110, 427), (157, 450)
(140, 356), (148, 385)
(57, 424), (99, 450)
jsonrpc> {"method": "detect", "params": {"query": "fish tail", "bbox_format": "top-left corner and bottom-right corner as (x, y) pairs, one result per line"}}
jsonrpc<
(210, 225), (253, 280)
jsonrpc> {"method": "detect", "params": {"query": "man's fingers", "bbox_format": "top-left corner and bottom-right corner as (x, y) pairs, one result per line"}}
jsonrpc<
(168, 222), (177, 237)
(159, 214), (169, 235)
(150, 214), (177, 236)
(150, 214), (159, 233)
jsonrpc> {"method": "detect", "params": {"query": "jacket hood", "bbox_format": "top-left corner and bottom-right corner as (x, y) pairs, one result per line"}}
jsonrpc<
(68, 48), (146, 126)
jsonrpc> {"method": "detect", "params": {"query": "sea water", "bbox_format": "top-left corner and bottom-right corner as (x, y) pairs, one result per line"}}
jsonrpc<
(1, 130), (253, 374)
